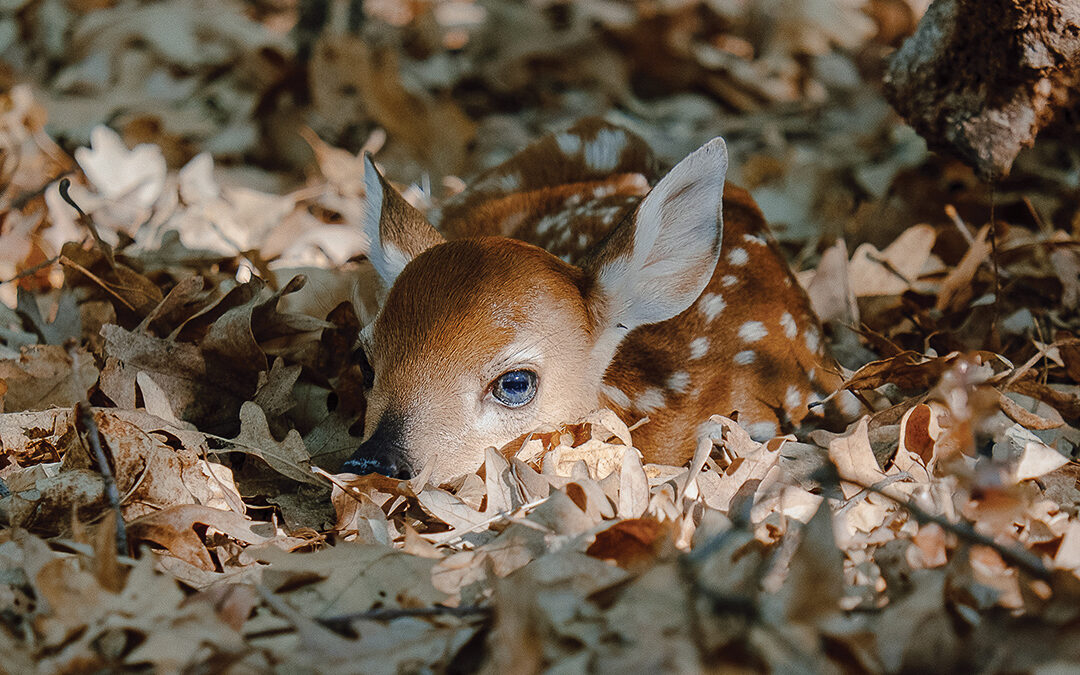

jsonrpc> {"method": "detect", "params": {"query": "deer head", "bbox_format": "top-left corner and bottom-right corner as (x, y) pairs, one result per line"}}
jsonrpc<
(341, 137), (729, 481)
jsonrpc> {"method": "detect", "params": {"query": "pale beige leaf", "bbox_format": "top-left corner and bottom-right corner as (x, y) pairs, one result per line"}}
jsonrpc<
(1015, 440), (1069, 482)
(829, 418), (886, 498)
(136, 371), (183, 426)
(847, 224), (935, 297)
(1054, 520), (1080, 569)
(617, 447), (648, 519)
(417, 487), (489, 532)
(484, 446), (515, 515)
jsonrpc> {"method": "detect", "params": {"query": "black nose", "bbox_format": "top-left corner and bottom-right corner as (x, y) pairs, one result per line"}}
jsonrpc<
(340, 453), (412, 479)
(340, 414), (414, 479)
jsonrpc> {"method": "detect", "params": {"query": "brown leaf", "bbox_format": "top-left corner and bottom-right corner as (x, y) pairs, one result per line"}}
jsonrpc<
(804, 239), (858, 325)
(844, 351), (953, 392)
(996, 389), (1064, 430)
(586, 518), (667, 570)
(829, 418), (885, 498)
(781, 500), (843, 625)
(127, 504), (270, 570)
(935, 224), (991, 313)
(1056, 331), (1080, 384)
(0, 345), (97, 412)
(898, 403), (939, 465)
(216, 402), (321, 486)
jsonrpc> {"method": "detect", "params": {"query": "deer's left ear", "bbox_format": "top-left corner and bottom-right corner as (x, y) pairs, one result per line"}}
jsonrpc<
(583, 136), (727, 332)
(361, 155), (446, 287)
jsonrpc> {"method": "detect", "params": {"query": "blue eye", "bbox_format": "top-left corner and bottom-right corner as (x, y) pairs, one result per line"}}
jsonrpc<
(492, 370), (538, 407)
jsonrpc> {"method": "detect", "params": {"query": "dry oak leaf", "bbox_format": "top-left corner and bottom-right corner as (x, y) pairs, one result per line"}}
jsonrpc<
(71, 0), (287, 70)
(0, 407), (77, 466)
(74, 125), (166, 209)
(99, 324), (249, 433)
(127, 504), (271, 570)
(779, 498), (844, 626)
(847, 223), (936, 297)
(0, 345), (98, 413)
(829, 418), (886, 499)
(252, 542), (448, 619)
(213, 401), (322, 486)
(86, 408), (239, 520)
(586, 518), (668, 570)
(841, 351), (1003, 393)
(3, 468), (106, 534)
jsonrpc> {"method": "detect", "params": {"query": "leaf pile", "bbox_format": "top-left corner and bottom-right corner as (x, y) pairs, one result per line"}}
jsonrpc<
(1, 0), (1080, 672)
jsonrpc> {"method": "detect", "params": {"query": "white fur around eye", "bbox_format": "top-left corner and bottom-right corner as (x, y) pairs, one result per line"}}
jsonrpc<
(484, 342), (546, 388)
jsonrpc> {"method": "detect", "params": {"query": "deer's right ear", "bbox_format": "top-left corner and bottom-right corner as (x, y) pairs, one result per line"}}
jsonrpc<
(361, 154), (445, 288)
(583, 137), (727, 333)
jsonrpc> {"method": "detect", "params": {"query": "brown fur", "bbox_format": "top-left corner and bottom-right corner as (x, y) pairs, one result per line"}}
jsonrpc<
(436, 124), (839, 465)
(354, 120), (842, 477)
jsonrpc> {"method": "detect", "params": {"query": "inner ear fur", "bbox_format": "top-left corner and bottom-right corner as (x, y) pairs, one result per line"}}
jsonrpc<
(582, 136), (728, 333)
(361, 154), (445, 287)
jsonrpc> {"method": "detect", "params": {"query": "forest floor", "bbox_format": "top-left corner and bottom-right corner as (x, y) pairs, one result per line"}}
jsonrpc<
(2, 0), (1080, 671)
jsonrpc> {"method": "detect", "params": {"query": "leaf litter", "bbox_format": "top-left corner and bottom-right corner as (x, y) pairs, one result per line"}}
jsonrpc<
(1, 0), (1080, 672)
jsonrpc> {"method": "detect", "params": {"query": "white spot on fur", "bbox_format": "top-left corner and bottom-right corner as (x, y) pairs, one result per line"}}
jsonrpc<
(585, 205), (623, 226)
(475, 171), (521, 192)
(636, 387), (666, 413)
(743, 233), (767, 246)
(600, 383), (632, 409)
(583, 129), (627, 172)
(666, 371), (691, 394)
(536, 211), (569, 235)
(722, 275), (738, 287)
(593, 184), (617, 198)
(780, 312), (797, 339)
(700, 292), (726, 320)
(746, 421), (778, 441)
(555, 132), (582, 155)
(499, 210), (528, 232)
(727, 247), (749, 266)
(785, 385), (804, 412)
(563, 193), (583, 207)
(738, 321), (768, 343)
(734, 350), (756, 365)
(577, 233), (589, 248)
(689, 337), (710, 359)
(497, 173), (521, 191)
(806, 326), (821, 353)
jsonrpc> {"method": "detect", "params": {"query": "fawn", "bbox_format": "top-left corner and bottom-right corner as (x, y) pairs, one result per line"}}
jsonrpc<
(341, 120), (847, 480)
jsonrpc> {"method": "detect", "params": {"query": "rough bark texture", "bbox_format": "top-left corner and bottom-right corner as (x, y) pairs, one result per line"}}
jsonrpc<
(884, 0), (1080, 180)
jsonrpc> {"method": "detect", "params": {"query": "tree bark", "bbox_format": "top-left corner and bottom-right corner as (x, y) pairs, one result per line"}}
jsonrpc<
(884, 0), (1080, 180)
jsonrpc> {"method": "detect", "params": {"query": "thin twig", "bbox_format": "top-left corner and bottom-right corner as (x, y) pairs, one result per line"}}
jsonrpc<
(944, 204), (975, 246)
(0, 254), (60, 286)
(57, 254), (136, 311)
(837, 471), (1051, 580)
(57, 178), (116, 271)
(987, 186), (1002, 351)
(69, 347), (127, 555)
(249, 584), (488, 642)
(319, 604), (491, 628)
